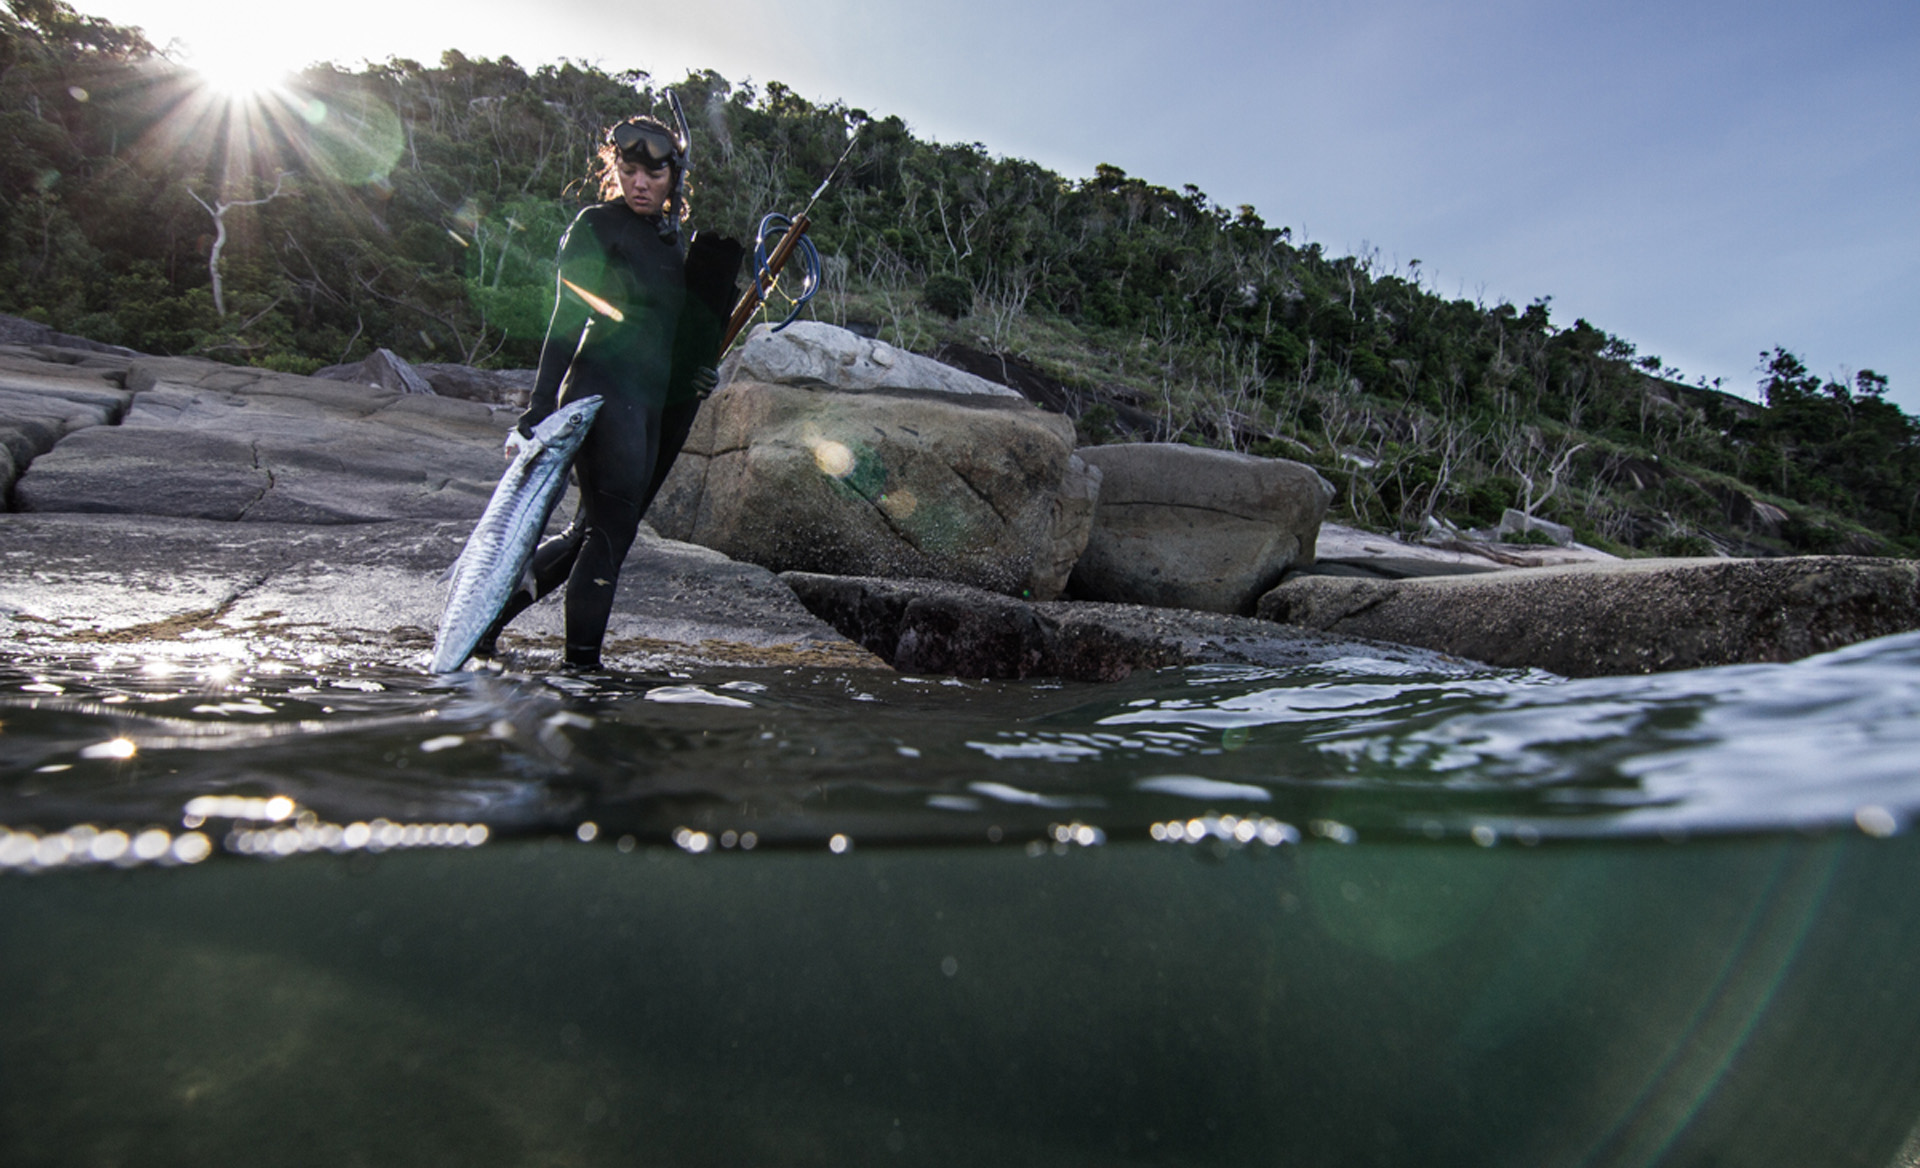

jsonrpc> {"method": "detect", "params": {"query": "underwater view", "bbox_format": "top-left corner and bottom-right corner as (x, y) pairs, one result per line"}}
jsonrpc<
(5, 635), (1920, 1166)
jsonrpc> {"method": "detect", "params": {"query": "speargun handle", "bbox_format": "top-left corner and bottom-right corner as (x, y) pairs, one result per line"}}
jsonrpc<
(720, 211), (812, 355)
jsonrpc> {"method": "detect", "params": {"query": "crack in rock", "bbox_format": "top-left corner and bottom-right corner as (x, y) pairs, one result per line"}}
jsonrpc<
(62, 572), (273, 642)
(235, 439), (274, 520)
(946, 462), (1014, 528)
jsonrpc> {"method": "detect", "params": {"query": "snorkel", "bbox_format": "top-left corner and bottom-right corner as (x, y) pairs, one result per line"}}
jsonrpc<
(664, 90), (692, 252)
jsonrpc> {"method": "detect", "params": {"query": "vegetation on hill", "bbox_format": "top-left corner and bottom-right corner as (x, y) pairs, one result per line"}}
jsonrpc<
(4, 0), (1915, 556)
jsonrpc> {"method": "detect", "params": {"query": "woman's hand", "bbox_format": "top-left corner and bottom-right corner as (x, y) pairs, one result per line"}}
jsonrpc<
(692, 366), (719, 399)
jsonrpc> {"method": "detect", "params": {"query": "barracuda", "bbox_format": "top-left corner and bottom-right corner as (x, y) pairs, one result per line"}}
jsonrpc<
(430, 396), (603, 673)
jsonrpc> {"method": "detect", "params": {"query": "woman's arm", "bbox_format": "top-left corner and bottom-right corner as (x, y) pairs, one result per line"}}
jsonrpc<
(515, 211), (608, 434)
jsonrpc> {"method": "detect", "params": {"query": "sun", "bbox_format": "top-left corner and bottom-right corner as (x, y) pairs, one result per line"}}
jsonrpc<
(188, 39), (295, 99)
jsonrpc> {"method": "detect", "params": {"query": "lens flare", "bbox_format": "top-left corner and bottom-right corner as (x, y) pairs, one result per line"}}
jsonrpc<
(561, 278), (624, 322)
(190, 45), (291, 100)
(812, 440), (855, 478)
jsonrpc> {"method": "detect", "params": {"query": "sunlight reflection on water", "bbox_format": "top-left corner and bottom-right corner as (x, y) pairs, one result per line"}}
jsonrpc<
(3, 631), (1920, 859)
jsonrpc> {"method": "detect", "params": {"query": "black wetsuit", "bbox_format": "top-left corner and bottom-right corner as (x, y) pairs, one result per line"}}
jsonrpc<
(488, 200), (724, 667)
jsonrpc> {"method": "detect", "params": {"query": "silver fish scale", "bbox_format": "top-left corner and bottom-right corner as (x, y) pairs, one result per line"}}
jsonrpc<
(430, 396), (604, 673)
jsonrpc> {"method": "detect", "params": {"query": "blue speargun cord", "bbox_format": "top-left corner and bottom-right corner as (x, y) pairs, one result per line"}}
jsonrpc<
(751, 212), (822, 332)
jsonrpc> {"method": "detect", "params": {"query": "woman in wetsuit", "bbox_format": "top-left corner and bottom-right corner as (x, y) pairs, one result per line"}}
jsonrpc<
(479, 115), (738, 669)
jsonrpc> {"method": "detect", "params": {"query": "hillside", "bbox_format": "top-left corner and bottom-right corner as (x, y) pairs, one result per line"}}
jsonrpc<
(3, 0), (1915, 557)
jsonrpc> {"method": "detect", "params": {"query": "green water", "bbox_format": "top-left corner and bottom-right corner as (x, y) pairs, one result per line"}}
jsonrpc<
(5, 832), (1918, 1166)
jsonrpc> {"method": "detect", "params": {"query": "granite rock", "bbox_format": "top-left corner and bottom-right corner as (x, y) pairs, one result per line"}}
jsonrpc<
(1259, 556), (1920, 677)
(651, 376), (1097, 600)
(720, 320), (1021, 399)
(782, 571), (1473, 682)
(1068, 443), (1334, 615)
(16, 354), (513, 523)
(314, 348), (436, 396)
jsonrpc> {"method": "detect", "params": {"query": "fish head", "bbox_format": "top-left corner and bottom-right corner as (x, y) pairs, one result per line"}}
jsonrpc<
(531, 395), (604, 448)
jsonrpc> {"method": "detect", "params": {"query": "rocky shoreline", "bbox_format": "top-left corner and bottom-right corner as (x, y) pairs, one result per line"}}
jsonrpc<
(4, 322), (1916, 681)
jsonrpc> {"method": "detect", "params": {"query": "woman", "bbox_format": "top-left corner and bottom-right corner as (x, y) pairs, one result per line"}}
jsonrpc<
(479, 114), (740, 669)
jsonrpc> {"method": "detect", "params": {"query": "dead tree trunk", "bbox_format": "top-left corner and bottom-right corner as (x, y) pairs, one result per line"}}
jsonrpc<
(189, 172), (289, 317)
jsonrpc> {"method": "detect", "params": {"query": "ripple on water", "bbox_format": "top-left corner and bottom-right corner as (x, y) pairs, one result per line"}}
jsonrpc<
(3, 631), (1920, 858)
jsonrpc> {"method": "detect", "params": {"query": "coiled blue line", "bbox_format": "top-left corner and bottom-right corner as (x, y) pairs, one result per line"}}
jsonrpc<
(752, 212), (822, 332)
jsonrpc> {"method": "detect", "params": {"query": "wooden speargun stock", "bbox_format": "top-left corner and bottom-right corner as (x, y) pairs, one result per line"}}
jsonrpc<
(718, 115), (865, 356)
(720, 209), (812, 353)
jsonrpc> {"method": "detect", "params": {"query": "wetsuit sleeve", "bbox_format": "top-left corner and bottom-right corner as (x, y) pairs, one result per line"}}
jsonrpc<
(668, 233), (744, 403)
(516, 213), (609, 434)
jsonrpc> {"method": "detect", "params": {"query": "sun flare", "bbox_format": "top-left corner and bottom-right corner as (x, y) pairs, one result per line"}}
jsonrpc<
(188, 42), (294, 99)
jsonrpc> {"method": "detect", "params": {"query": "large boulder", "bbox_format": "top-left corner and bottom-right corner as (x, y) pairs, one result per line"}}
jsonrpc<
(14, 355), (513, 523)
(1258, 555), (1920, 677)
(931, 342), (1167, 441)
(315, 350), (537, 407)
(416, 363), (536, 406)
(1068, 443), (1334, 615)
(651, 325), (1097, 600)
(313, 348), (435, 396)
(721, 320), (1021, 399)
(313, 348), (538, 407)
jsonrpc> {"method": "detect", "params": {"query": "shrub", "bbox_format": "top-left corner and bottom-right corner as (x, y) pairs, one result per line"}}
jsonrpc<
(1780, 516), (1844, 554)
(256, 353), (325, 375)
(1647, 530), (1714, 556)
(923, 273), (972, 319)
(1460, 476), (1520, 527)
(1077, 402), (1118, 446)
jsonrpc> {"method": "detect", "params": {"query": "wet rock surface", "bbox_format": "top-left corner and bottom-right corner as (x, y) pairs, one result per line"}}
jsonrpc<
(0, 512), (875, 672)
(782, 572), (1470, 682)
(1259, 556), (1920, 677)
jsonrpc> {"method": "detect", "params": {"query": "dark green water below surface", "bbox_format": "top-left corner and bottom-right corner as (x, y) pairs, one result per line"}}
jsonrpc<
(7, 636), (1920, 1165)
(5, 833), (1919, 1167)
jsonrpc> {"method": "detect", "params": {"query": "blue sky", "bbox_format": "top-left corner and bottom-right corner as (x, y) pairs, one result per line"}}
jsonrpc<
(94, 0), (1920, 408)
